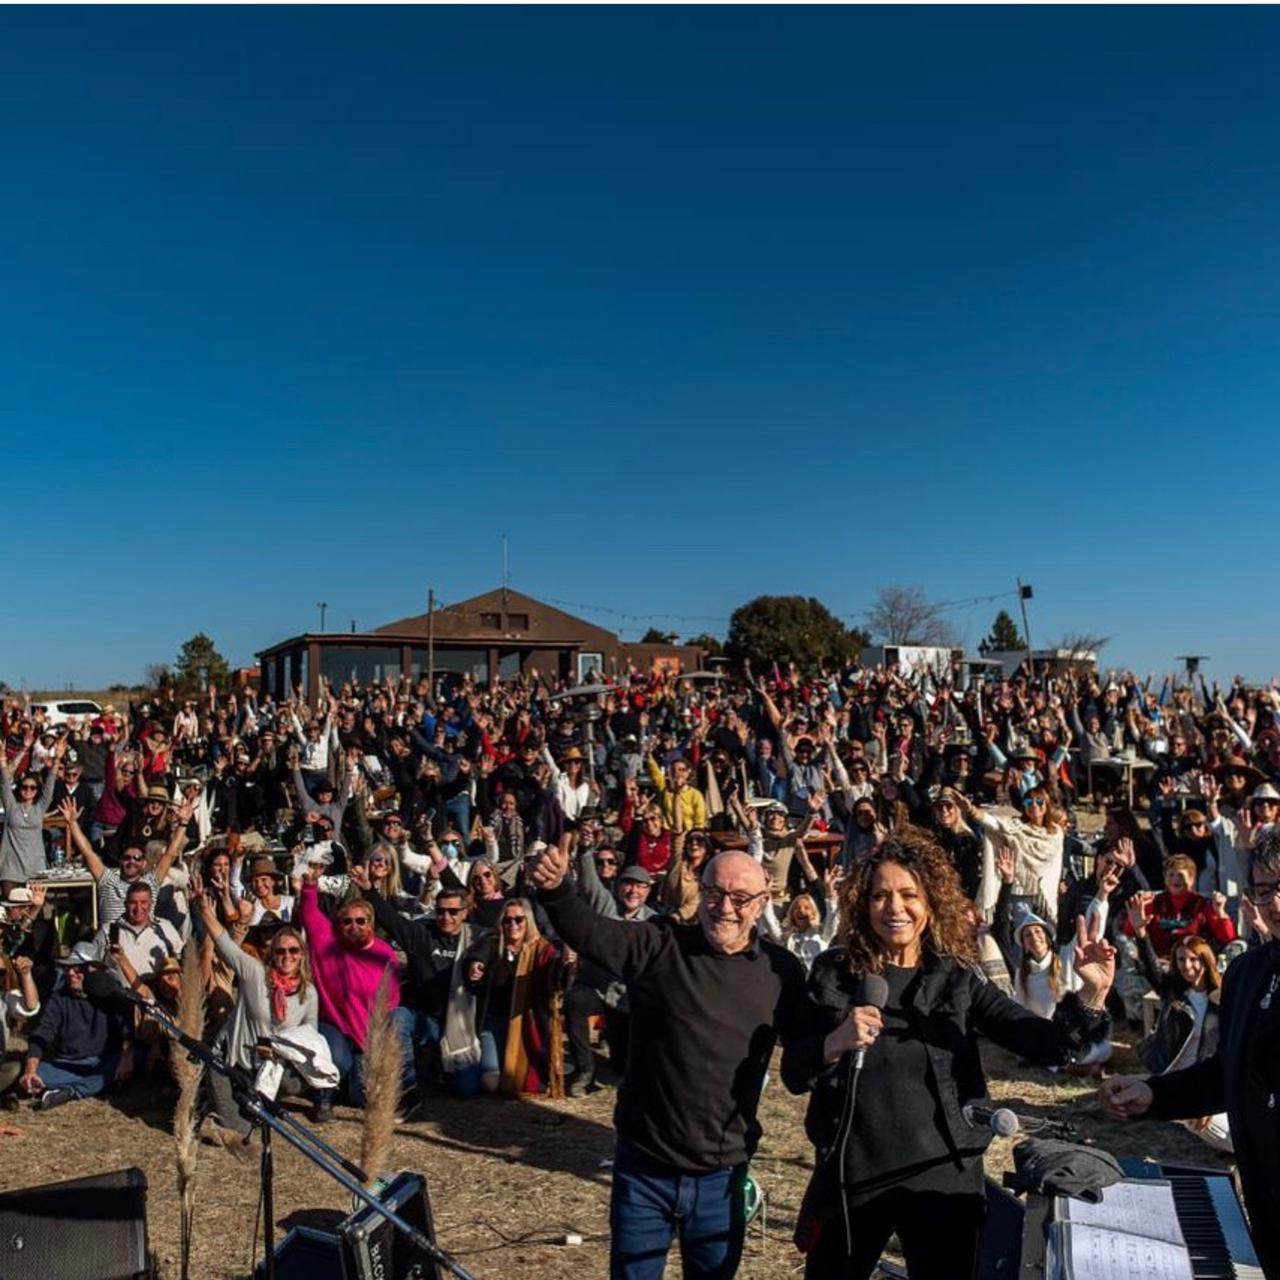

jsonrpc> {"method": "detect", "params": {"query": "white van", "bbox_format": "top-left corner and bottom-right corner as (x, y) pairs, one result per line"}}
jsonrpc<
(29, 699), (104, 727)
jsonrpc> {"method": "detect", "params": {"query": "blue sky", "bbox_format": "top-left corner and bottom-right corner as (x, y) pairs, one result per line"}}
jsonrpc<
(3, 7), (1279, 689)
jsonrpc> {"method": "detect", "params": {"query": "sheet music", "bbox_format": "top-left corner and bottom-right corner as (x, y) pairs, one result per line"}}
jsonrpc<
(1056, 1179), (1185, 1246)
(1048, 1223), (1194, 1280)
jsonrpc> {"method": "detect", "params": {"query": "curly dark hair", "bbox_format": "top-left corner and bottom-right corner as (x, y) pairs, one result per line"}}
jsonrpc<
(836, 829), (978, 974)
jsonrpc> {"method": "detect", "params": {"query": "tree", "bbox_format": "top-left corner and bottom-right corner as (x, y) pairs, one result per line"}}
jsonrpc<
(143, 662), (172, 691)
(867, 586), (958, 646)
(980, 610), (1025, 654)
(172, 634), (231, 694)
(639, 627), (679, 645)
(685, 633), (725, 660)
(725, 596), (867, 672)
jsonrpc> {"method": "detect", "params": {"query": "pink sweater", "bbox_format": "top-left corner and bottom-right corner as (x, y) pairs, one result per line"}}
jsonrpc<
(297, 883), (401, 1049)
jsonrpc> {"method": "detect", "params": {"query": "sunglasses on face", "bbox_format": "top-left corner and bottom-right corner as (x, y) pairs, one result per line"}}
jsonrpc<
(338, 916), (370, 928)
(436, 906), (465, 916)
(1025, 797), (1047, 808)
(597, 857), (618, 867)
(501, 916), (526, 926)
(272, 946), (302, 956)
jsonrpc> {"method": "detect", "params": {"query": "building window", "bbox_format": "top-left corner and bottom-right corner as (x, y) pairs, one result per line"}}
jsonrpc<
(507, 613), (529, 631)
(480, 612), (501, 629)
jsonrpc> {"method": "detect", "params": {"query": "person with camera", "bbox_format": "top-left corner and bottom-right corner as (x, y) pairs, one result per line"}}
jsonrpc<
(1102, 833), (1280, 1279)
(530, 839), (806, 1279)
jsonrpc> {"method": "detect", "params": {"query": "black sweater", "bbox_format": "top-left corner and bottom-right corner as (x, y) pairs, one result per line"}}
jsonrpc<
(364, 888), (475, 1020)
(540, 880), (807, 1172)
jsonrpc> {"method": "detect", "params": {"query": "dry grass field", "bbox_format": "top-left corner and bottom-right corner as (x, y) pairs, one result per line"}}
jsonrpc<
(0, 1026), (1227, 1280)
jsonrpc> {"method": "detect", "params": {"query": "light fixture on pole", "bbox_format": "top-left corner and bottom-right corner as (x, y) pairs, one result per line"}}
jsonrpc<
(1016, 580), (1034, 676)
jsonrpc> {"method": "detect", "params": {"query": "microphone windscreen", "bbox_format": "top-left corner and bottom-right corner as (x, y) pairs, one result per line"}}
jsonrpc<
(859, 973), (890, 1010)
(990, 1107), (1021, 1138)
(84, 971), (126, 1001)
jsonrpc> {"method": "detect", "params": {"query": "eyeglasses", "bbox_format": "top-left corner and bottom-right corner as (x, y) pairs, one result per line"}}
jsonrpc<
(337, 916), (370, 928)
(436, 906), (465, 916)
(700, 885), (768, 913)
(18, 785), (38, 793)
(1246, 883), (1280, 905)
(1025, 797), (1048, 809)
(501, 916), (526, 926)
(272, 946), (302, 956)
(597, 857), (618, 867)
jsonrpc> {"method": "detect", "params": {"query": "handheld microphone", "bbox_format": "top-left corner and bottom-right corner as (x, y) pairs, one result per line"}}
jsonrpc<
(962, 1103), (1021, 1137)
(851, 973), (890, 1070)
(962, 1103), (1078, 1141)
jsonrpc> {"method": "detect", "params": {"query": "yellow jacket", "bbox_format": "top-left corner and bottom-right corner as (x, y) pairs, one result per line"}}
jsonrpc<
(647, 756), (709, 831)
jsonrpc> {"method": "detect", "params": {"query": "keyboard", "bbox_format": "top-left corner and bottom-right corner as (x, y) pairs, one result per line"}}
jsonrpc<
(1120, 1160), (1263, 1280)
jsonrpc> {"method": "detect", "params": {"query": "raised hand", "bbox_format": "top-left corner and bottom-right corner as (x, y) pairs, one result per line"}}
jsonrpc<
(57, 797), (83, 826)
(994, 845), (1015, 884)
(349, 863), (371, 891)
(1072, 911), (1116, 1004)
(28, 883), (45, 909)
(529, 842), (569, 892)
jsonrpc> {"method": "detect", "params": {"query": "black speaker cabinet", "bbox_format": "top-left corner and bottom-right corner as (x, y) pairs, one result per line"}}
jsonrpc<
(0, 1166), (150, 1280)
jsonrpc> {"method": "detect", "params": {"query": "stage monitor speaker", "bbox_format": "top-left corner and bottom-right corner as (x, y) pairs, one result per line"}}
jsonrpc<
(254, 1225), (342, 1279)
(256, 1173), (443, 1280)
(338, 1171), (444, 1280)
(0, 1166), (151, 1280)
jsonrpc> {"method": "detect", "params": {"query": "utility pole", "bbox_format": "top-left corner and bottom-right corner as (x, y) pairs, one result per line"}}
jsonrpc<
(427, 588), (436, 692)
(317, 602), (327, 633)
(1016, 581), (1034, 679)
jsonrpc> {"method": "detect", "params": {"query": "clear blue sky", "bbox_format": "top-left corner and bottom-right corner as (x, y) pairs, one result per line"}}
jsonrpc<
(4, 6), (1278, 690)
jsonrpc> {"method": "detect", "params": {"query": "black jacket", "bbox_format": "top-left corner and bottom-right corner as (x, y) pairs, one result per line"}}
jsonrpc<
(781, 950), (1108, 1216)
(1149, 941), (1280, 1277)
(542, 880), (807, 1173)
(364, 888), (480, 1020)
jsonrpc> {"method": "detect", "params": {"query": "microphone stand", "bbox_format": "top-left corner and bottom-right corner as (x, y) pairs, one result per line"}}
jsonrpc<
(113, 986), (477, 1280)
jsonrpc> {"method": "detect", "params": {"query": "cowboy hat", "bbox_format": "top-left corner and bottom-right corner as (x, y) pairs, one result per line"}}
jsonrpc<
(246, 857), (285, 882)
(1249, 783), (1280, 804)
(1213, 755), (1265, 785)
(56, 940), (102, 968)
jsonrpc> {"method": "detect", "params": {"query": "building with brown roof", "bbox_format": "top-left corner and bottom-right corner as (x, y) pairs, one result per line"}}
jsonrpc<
(257, 588), (704, 699)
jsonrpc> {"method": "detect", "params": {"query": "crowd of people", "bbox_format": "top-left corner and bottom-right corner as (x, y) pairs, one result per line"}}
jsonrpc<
(1, 657), (1278, 1277)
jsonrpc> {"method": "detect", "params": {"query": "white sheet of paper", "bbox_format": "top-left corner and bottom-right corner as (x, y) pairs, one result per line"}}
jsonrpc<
(1056, 1179), (1185, 1246)
(1049, 1224), (1194, 1280)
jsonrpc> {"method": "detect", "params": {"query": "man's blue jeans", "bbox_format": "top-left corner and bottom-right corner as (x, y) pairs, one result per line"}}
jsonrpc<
(609, 1140), (747, 1280)
(36, 1054), (113, 1100)
(319, 1010), (416, 1106)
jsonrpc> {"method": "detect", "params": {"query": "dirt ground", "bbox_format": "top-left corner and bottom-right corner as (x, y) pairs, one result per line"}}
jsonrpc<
(0, 1023), (1229, 1280)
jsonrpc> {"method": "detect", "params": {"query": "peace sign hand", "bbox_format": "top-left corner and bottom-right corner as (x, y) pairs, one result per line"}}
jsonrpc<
(1072, 911), (1115, 1007)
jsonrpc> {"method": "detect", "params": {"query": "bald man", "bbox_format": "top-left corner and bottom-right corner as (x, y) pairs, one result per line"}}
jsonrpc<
(532, 845), (806, 1280)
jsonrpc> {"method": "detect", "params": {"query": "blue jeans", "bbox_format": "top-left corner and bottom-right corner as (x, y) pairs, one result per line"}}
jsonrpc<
(609, 1140), (747, 1280)
(447, 1020), (502, 1100)
(318, 1009), (416, 1106)
(37, 1054), (114, 1101)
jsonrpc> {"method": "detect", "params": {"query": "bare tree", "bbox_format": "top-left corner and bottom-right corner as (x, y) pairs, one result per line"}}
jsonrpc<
(867, 586), (958, 646)
(144, 662), (171, 690)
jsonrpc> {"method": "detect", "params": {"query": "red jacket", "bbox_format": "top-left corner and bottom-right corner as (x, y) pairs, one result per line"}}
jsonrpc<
(1124, 889), (1236, 959)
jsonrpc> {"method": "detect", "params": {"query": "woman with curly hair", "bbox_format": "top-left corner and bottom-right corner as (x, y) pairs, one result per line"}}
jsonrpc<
(781, 831), (1115, 1280)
